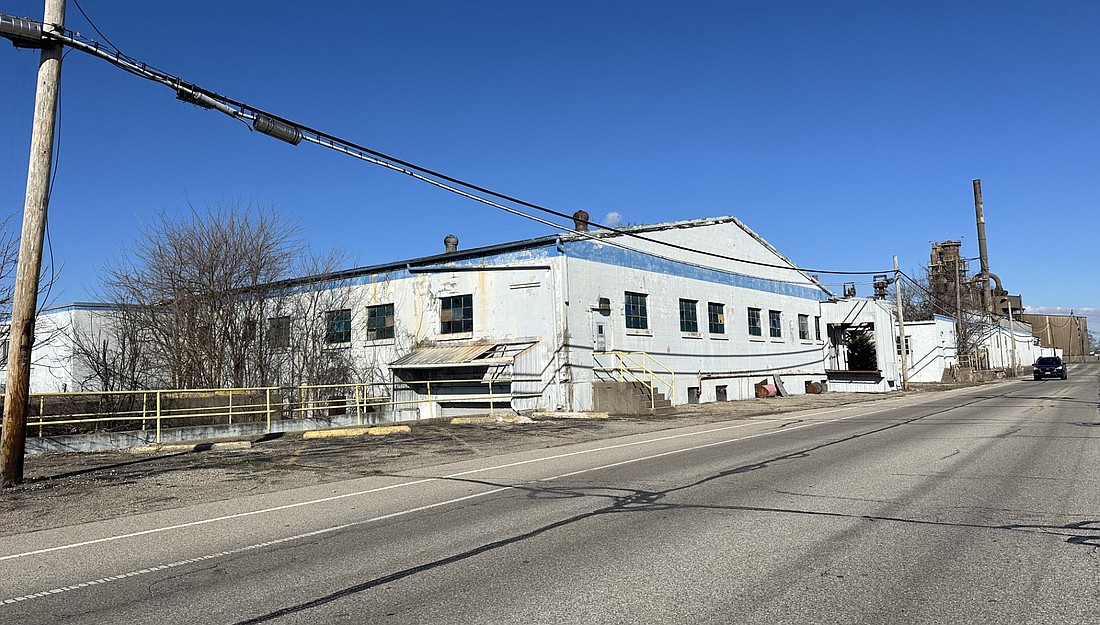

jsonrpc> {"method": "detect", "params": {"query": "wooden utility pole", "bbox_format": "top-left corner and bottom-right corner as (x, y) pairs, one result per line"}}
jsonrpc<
(894, 255), (909, 391)
(954, 255), (963, 358)
(1007, 301), (1018, 375)
(1, 0), (65, 487)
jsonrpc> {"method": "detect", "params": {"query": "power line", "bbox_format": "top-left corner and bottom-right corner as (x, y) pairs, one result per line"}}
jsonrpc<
(3, 13), (893, 278)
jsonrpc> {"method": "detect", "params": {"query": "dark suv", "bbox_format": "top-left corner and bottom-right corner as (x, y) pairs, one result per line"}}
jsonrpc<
(1033, 356), (1068, 380)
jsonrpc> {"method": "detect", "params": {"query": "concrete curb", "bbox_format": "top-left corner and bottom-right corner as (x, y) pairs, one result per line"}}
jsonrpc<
(130, 440), (253, 454)
(302, 425), (411, 439)
(450, 415), (536, 425)
(531, 411), (610, 420)
(366, 425), (412, 436)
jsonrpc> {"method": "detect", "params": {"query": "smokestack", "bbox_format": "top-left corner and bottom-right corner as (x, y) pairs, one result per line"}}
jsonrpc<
(972, 179), (993, 312)
(572, 210), (590, 232)
(444, 234), (459, 254)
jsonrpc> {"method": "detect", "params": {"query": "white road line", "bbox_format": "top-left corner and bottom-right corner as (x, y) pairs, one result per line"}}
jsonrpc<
(1, 419), (771, 562)
(3, 399), (917, 564)
(0, 400), (923, 605)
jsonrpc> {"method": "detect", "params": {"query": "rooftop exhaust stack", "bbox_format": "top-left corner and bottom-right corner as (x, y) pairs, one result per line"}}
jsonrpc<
(572, 210), (590, 232)
(444, 234), (459, 254)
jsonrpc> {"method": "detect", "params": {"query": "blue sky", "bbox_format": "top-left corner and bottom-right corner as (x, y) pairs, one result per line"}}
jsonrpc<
(1, 1), (1097, 332)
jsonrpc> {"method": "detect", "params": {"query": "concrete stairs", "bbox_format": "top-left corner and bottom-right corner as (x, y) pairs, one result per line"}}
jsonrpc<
(635, 382), (675, 415)
(592, 380), (676, 416)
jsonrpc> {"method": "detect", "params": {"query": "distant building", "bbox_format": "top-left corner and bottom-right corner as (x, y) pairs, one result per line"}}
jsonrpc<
(1017, 313), (1091, 358)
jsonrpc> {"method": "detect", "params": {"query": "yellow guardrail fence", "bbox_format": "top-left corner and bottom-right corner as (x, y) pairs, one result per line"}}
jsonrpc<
(24, 376), (544, 443)
(592, 351), (676, 410)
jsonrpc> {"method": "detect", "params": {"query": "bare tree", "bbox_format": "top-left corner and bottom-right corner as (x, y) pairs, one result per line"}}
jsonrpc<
(263, 249), (365, 388)
(890, 269), (938, 323)
(895, 260), (995, 367)
(0, 214), (19, 334)
(97, 201), (304, 389)
(0, 213), (62, 368)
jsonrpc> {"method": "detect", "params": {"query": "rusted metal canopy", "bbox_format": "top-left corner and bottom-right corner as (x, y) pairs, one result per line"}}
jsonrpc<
(389, 344), (508, 369)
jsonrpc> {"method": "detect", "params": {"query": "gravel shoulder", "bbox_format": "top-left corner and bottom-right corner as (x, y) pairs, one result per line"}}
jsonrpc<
(0, 383), (988, 538)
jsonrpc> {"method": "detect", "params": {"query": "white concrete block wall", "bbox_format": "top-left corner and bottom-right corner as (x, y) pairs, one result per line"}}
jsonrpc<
(4, 305), (113, 393)
(904, 317), (957, 383)
(339, 252), (568, 411)
(562, 220), (830, 407)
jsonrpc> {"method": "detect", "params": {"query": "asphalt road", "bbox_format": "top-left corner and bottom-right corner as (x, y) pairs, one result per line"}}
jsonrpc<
(2, 365), (1098, 624)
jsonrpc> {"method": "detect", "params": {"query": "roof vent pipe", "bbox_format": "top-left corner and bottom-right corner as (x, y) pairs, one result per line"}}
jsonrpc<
(572, 210), (590, 232)
(444, 234), (459, 253)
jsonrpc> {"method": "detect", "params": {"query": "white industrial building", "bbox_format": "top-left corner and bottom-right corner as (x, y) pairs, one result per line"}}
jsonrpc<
(4, 215), (1046, 418)
(6, 217), (838, 415)
(304, 215), (835, 416)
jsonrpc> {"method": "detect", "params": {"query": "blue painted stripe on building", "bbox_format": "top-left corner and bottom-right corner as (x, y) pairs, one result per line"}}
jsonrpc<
(286, 237), (824, 302)
(289, 244), (560, 292)
(564, 239), (828, 301)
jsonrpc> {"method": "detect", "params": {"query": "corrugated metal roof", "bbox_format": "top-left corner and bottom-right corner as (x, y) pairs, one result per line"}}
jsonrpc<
(390, 344), (499, 368)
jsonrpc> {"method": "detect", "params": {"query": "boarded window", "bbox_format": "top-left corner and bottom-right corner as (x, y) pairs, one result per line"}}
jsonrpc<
(268, 316), (291, 348)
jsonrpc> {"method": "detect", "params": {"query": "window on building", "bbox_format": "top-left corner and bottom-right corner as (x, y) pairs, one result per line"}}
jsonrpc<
(708, 302), (725, 334)
(769, 310), (782, 338)
(325, 309), (352, 344)
(440, 294), (473, 334)
(366, 303), (395, 341)
(748, 307), (762, 336)
(896, 335), (912, 356)
(267, 316), (291, 348)
(625, 292), (648, 330)
(798, 314), (810, 340)
(814, 316), (822, 341)
(679, 299), (699, 333)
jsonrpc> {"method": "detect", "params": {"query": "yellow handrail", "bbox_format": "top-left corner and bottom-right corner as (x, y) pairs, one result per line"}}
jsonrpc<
(593, 351), (676, 410)
(25, 375), (547, 440)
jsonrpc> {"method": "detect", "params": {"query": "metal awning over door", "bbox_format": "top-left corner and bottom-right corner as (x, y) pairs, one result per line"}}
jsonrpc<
(389, 343), (527, 369)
